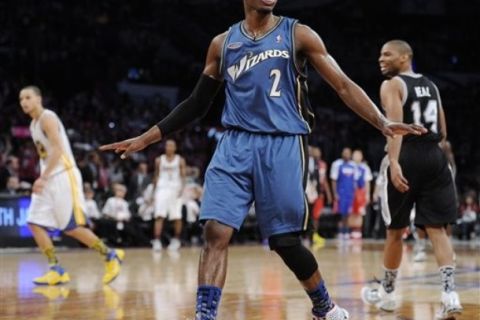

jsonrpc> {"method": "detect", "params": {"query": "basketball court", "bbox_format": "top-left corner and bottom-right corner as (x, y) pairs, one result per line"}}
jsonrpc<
(1, 240), (478, 319)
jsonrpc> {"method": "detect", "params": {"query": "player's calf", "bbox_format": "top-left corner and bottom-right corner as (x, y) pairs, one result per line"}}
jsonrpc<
(269, 233), (349, 318)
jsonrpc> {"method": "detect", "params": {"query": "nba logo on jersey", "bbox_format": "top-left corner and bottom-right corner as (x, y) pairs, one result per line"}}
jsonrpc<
(276, 34), (282, 43)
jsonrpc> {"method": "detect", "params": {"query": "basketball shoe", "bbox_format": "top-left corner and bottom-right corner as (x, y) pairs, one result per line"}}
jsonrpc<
(152, 239), (162, 251)
(33, 265), (70, 285)
(436, 291), (463, 319)
(312, 233), (326, 250)
(413, 250), (427, 262)
(312, 304), (349, 320)
(361, 283), (396, 311)
(168, 238), (181, 251)
(103, 249), (125, 284)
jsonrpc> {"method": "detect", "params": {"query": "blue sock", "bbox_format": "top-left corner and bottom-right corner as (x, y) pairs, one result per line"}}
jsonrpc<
(196, 285), (222, 320)
(307, 280), (333, 317)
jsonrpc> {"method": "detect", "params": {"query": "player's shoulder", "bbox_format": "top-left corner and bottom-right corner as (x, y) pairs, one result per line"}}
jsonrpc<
(207, 30), (230, 60)
(293, 23), (318, 41)
(211, 30), (229, 46)
(380, 76), (405, 94)
(41, 109), (58, 119)
(381, 76), (403, 86)
(39, 109), (60, 126)
(331, 159), (343, 167)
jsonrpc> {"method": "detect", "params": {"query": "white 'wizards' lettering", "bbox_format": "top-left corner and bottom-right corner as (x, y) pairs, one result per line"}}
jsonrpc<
(227, 49), (289, 81)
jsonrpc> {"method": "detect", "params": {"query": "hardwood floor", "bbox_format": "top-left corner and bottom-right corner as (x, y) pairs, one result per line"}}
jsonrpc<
(1, 240), (479, 319)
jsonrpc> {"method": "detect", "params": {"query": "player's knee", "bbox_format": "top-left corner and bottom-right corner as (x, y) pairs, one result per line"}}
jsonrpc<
(63, 226), (81, 237)
(63, 229), (75, 237)
(269, 233), (318, 281)
(425, 225), (446, 237)
(203, 220), (233, 250)
(28, 223), (43, 232)
(387, 228), (405, 241)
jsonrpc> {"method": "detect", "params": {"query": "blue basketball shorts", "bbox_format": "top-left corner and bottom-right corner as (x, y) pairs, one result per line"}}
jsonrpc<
(337, 193), (354, 217)
(200, 130), (309, 239)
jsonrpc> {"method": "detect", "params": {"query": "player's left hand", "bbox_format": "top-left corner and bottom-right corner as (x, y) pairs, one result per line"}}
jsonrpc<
(32, 177), (46, 194)
(99, 136), (148, 159)
(382, 121), (426, 137)
(100, 126), (162, 159)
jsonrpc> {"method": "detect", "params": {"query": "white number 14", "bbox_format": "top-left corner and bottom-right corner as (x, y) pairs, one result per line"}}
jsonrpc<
(411, 100), (438, 133)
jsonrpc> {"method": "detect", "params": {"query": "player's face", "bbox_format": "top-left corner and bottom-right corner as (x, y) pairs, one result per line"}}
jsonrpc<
(19, 89), (41, 115)
(379, 44), (403, 77)
(244, 0), (277, 14)
(165, 140), (177, 155)
(353, 150), (363, 163)
(342, 148), (352, 160)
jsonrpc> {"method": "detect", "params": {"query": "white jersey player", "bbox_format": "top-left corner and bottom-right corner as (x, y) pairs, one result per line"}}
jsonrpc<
(20, 86), (123, 286)
(152, 139), (186, 251)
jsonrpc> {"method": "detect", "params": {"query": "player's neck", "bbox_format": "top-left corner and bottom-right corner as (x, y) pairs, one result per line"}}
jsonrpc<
(165, 153), (176, 160)
(243, 13), (277, 38)
(30, 106), (45, 120)
(398, 67), (414, 75)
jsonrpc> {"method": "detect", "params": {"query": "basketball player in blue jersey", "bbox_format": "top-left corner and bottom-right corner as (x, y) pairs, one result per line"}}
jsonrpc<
(101, 1), (425, 319)
(330, 147), (356, 240)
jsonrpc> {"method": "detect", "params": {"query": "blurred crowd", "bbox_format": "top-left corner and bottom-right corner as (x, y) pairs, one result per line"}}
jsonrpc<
(1, 1), (479, 245)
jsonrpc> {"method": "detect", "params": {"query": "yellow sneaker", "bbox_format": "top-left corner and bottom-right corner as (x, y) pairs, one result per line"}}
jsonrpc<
(33, 265), (70, 285)
(312, 233), (326, 250)
(103, 249), (125, 284)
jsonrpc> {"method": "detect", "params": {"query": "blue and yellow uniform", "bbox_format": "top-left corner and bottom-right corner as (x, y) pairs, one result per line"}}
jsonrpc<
(200, 17), (314, 238)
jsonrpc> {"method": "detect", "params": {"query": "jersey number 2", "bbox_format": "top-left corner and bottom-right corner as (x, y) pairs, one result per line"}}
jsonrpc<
(269, 69), (281, 97)
(411, 100), (438, 133)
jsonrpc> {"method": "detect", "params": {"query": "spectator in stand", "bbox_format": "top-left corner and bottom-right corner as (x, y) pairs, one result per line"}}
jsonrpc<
(136, 182), (155, 222)
(102, 183), (132, 244)
(351, 149), (373, 239)
(456, 192), (478, 240)
(78, 155), (95, 186)
(1, 176), (20, 195)
(306, 146), (332, 248)
(0, 155), (20, 190)
(90, 152), (110, 193)
(103, 184), (131, 225)
(128, 161), (151, 201)
(84, 183), (102, 230)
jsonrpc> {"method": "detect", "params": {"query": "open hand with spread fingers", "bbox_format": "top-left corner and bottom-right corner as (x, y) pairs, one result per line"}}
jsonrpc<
(381, 121), (427, 138)
(99, 136), (148, 159)
(99, 126), (162, 159)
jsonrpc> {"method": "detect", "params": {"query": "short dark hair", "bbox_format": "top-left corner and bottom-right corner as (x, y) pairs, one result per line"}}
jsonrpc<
(385, 39), (413, 60)
(21, 85), (42, 96)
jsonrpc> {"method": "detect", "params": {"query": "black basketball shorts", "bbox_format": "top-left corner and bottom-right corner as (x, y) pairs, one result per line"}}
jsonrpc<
(382, 142), (457, 229)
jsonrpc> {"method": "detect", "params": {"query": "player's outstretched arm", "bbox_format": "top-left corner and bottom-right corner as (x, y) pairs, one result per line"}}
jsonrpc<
(295, 24), (426, 137)
(100, 33), (226, 159)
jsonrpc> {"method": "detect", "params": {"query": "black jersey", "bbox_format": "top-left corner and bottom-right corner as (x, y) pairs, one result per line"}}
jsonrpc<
(397, 74), (443, 143)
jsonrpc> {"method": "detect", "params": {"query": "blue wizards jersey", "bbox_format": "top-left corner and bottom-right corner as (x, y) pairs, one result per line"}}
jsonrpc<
(220, 17), (312, 135)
